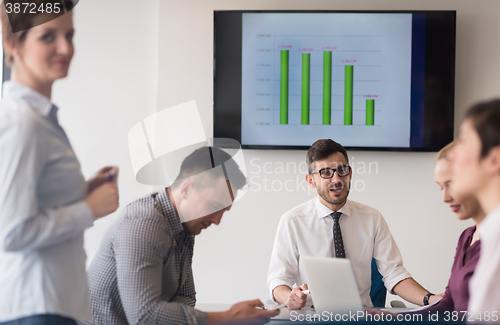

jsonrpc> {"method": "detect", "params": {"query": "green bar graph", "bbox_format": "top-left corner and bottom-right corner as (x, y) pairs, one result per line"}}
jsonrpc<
(276, 54), (373, 126)
(280, 50), (289, 124)
(344, 65), (353, 125)
(366, 99), (375, 125)
(301, 53), (310, 124)
(323, 51), (332, 125)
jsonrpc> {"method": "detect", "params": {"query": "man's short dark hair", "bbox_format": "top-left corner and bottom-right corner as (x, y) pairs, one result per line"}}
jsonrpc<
(465, 99), (500, 159)
(306, 139), (349, 172)
(173, 146), (246, 190)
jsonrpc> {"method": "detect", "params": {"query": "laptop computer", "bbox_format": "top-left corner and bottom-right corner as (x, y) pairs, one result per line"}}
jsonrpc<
(301, 256), (364, 315)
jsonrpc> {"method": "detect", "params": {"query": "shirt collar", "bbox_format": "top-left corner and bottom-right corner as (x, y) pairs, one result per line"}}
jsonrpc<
(2, 81), (55, 117)
(315, 196), (351, 219)
(155, 188), (190, 238)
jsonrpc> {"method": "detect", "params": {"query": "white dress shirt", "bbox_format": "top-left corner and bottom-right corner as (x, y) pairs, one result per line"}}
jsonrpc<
(468, 204), (500, 320)
(0, 82), (94, 322)
(267, 198), (411, 307)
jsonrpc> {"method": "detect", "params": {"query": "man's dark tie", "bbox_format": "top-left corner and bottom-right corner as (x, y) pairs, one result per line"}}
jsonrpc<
(331, 212), (346, 258)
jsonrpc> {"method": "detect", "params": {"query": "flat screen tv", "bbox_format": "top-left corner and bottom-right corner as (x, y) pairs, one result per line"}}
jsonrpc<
(213, 10), (456, 151)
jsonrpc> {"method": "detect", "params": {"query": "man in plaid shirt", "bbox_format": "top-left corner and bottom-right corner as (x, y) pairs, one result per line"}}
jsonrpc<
(82, 147), (278, 324)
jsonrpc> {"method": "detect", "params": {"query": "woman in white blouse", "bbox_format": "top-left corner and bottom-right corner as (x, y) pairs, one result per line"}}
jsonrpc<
(0, 2), (119, 324)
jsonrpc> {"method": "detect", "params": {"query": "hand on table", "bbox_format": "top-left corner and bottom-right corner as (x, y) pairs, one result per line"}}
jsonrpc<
(226, 299), (279, 324)
(287, 283), (308, 310)
(429, 292), (444, 305)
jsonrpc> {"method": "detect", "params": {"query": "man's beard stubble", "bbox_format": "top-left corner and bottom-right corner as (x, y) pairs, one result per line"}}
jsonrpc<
(316, 181), (350, 206)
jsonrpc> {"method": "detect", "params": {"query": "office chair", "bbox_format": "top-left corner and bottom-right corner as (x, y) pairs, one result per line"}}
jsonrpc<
(370, 257), (387, 307)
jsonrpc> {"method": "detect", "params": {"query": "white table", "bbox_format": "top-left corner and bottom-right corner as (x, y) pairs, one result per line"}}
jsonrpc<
(196, 303), (410, 323)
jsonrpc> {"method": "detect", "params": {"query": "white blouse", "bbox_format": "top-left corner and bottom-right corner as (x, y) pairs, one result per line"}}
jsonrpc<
(468, 204), (500, 322)
(0, 81), (94, 322)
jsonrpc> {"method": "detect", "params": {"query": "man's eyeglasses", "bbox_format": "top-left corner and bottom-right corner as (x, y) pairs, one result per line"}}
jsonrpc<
(309, 166), (351, 179)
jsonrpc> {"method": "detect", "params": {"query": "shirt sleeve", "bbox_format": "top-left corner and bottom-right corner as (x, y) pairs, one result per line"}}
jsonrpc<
(267, 214), (300, 300)
(372, 212), (412, 293)
(171, 258), (197, 307)
(0, 110), (94, 252)
(114, 217), (207, 325)
(425, 229), (471, 313)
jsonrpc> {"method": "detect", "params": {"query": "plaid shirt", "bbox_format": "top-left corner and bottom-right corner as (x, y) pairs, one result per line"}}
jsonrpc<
(81, 189), (208, 325)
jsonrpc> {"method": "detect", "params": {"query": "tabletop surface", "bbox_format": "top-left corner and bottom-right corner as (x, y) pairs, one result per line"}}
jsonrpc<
(194, 303), (411, 323)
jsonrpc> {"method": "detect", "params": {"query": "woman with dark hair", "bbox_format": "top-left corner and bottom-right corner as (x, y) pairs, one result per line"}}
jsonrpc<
(0, 2), (119, 324)
(450, 99), (500, 320)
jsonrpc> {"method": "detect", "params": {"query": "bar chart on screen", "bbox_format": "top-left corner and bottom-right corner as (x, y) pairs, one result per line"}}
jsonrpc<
(274, 36), (382, 127)
(241, 13), (413, 147)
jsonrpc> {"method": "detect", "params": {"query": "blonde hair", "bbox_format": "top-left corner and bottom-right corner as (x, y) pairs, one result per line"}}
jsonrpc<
(436, 140), (458, 161)
(0, 0), (74, 66)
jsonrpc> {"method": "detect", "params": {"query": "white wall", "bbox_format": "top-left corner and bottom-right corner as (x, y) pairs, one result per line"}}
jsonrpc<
(51, 0), (500, 309)
(52, 0), (159, 264)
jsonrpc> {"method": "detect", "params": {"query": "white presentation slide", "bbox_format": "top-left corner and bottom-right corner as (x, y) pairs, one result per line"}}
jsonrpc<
(241, 13), (413, 147)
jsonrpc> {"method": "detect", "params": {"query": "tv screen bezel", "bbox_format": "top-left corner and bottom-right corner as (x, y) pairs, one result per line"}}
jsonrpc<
(213, 10), (456, 152)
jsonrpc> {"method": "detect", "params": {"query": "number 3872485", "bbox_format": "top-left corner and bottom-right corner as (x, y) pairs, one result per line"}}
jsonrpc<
(5, 2), (61, 14)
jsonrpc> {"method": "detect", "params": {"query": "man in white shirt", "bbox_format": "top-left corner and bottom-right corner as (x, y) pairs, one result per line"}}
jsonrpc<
(267, 139), (440, 309)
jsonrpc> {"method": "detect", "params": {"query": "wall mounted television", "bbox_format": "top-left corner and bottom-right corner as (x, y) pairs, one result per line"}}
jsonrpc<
(213, 10), (456, 151)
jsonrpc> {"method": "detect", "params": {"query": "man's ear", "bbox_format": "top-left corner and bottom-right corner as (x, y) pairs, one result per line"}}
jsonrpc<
(486, 146), (500, 175)
(179, 179), (194, 199)
(305, 173), (316, 188)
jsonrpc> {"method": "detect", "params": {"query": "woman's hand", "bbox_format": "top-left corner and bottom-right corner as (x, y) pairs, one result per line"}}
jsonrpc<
(85, 182), (119, 220)
(429, 293), (444, 305)
(87, 166), (118, 194)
